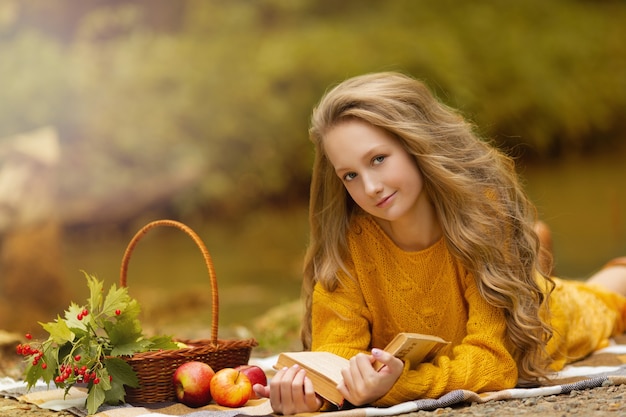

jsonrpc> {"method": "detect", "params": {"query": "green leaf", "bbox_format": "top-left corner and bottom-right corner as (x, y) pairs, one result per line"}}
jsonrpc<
(64, 303), (88, 331)
(147, 335), (178, 351)
(86, 384), (106, 415)
(105, 316), (142, 347)
(40, 317), (75, 345)
(39, 350), (58, 384)
(66, 326), (89, 340)
(104, 380), (127, 406)
(101, 367), (125, 406)
(104, 357), (139, 388)
(110, 339), (151, 357)
(24, 362), (43, 389)
(113, 298), (141, 322)
(102, 284), (130, 316)
(95, 368), (112, 391)
(84, 271), (104, 313)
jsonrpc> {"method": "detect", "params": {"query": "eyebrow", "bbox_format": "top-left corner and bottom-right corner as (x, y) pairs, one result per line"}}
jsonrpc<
(332, 146), (388, 175)
(333, 165), (349, 176)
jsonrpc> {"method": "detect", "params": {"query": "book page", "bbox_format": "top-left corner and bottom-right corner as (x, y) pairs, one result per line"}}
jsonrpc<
(278, 351), (347, 384)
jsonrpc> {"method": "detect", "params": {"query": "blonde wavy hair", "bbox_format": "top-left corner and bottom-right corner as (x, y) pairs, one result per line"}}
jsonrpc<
(301, 71), (555, 382)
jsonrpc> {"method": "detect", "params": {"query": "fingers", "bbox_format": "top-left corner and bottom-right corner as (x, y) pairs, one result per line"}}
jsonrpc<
(302, 373), (322, 410)
(339, 353), (372, 405)
(339, 350), (404, 406)
(253, 383), (270, 399)
(269, 365), (322, 414)
(269, 366), (296, 413)
(371, 348), (404, 374)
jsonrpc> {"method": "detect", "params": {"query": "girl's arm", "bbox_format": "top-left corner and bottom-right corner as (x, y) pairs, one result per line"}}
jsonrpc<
(312, 276), (518, 406)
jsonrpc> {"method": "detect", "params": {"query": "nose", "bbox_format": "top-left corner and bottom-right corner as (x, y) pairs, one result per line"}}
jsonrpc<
(362, 173), (383, 197)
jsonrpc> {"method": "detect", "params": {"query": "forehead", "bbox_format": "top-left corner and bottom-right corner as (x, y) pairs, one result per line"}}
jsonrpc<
(323, 119), (400, 162)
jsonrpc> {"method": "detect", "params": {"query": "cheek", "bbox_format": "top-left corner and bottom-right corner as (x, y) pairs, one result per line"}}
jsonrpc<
(397, 163), (424, 192)
(344, 184), (363, 203)
(343, 183), (372, 210)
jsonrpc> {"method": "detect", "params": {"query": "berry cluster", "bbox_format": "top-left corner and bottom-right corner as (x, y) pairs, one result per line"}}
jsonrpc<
(55, 364), (103, 385)
(16, 341), (45, 368)
(16, 331), (110, 387)
(77, 308), (89, 321)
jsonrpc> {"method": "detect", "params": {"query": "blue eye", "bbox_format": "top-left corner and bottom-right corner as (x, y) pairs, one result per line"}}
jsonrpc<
(343, 172), (357, 181)
(373, 155), (385, 164)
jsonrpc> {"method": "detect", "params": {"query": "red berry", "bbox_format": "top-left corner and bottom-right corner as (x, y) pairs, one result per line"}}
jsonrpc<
(77, 313), (83, 320)
(82, 309), (89, 316)
(93, 378), (100, 384)
(115, 309), (121, 316)
(41, 363), (47, 369)
(25, 333), (32, 340)
(109, 375), (113, 382)
(74, 355), (81, 362)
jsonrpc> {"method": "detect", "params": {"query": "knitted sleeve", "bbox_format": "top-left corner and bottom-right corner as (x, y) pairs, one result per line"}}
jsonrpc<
(310, 271), (373, 359)
(375, 278), (518, 405)
(311, 272), (519, 406)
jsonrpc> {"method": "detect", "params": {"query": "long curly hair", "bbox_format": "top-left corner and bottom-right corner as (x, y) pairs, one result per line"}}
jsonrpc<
(301, 71), (555, 382)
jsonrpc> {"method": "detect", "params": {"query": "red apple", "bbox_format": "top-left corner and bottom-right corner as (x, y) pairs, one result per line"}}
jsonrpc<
(234, 365), (267, 399)
(172, 361), (215, 407)
(209, 368), (252, 408)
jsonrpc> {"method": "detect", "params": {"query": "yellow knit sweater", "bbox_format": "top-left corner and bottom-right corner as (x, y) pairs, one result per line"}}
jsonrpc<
(310, 215), (626, 407)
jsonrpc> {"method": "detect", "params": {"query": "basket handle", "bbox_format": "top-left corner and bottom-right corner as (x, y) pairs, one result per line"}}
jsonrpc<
(119, 219), (219, 343)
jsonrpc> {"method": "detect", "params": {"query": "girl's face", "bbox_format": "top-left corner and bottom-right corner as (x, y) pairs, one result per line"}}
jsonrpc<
(324, 119), (430, 227)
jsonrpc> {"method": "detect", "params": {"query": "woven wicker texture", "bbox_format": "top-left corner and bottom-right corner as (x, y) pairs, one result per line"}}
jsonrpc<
(119, 219), (258, 403)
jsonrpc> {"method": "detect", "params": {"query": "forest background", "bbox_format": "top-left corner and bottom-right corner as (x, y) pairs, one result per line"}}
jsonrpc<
(1, 0), (625, 352)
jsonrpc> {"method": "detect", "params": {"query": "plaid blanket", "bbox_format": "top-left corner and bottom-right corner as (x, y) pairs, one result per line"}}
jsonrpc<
(5, 339), (626, 417)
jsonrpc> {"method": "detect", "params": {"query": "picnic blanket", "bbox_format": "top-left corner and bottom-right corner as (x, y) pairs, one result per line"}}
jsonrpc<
(5, 339), (626, 417)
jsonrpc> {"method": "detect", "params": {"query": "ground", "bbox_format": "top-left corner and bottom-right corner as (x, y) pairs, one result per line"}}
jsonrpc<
(4, 383), (626, 417)
(3, 331), (626, 417)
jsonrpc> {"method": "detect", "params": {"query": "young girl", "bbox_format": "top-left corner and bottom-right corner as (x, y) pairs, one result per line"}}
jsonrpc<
(253, 72), (626, 414)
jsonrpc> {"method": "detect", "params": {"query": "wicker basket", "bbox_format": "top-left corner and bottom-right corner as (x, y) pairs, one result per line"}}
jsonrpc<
(118, 219), (258, 404)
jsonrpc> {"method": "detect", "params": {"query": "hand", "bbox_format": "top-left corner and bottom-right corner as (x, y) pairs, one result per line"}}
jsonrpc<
(253, 365), (323, 415)
(338, 348), (404, 406)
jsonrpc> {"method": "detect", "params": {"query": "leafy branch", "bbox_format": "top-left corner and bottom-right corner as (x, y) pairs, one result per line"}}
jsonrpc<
(17, 272), (178, 415)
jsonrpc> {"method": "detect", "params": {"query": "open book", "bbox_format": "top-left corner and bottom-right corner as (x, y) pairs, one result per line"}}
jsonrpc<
(274, 332), (449, 407)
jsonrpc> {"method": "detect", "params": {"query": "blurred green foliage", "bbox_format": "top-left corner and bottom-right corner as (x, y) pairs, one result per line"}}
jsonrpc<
(1, 0), (625, 221)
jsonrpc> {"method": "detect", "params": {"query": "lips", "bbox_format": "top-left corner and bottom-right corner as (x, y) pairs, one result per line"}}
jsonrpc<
(376, 192), (396, 208)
